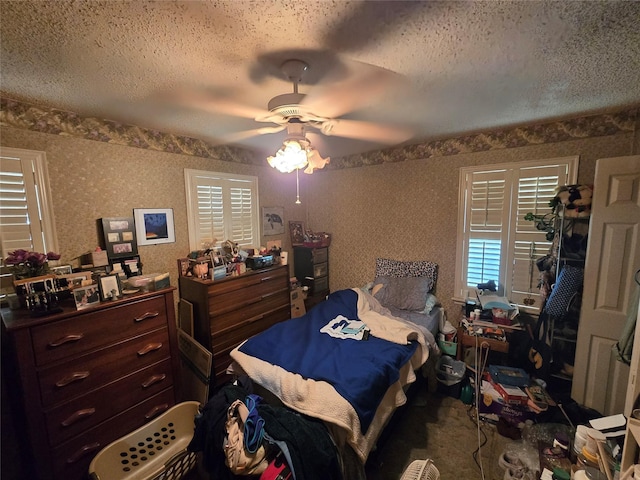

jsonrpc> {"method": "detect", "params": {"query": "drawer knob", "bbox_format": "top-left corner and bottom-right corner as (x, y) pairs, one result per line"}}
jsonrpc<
(55, 371), (90, 387)
(134, 311), (160, 322)
(48, 333), (84, 348)
(142, 373), (167, 388)
(145, 403), (169, 420)
(66, 442), (101, 464)
(61, 407), (96, 427)
(137, 342), (163, 356)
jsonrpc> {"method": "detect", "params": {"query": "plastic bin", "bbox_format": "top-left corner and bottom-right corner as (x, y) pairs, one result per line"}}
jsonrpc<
(88, 401), (200, 480)
(436, 355), (466, 398)
(437, 339), (457, 357)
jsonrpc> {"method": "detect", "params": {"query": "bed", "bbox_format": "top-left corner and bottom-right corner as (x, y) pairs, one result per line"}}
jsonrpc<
(228, 258), (442, 473)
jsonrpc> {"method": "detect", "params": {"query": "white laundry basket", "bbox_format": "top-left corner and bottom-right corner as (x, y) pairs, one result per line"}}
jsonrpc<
(88, 401), (200, 480)
(400, 459), (440, 480)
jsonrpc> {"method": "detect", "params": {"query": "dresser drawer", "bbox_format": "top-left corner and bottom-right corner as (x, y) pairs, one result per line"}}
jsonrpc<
(45, 359), (174, 445)
(208, 273), (288, 317)
(313, 262), (328, 278)
(210, 290), (289, 336)
(51, 389), (175, 480)
(38, 328), (171, 408)
(312, 247), (328, 264)
(32, 296), (168, 366)
(207, 267), (288, 297)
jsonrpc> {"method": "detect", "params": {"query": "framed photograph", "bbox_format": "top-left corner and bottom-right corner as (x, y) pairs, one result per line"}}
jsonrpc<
(99, 217), (138, 259)
(289, 220), (305, 246)
(74, 285), (101, 310)
(51, 264), (73, 275)
(98, 274), (122, 300)
(57, 272), (92, 289)
(134, 208), (176, 246)
(177, 258), (190, 277)
(262, 206), (285, 235)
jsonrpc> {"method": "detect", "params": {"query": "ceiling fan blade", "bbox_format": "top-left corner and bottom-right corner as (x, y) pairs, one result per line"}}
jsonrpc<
(301, 62), (407, 119)
(222, 125), (286, 143)
(161, 88), (270, 120)
(320, 119), (413, 144)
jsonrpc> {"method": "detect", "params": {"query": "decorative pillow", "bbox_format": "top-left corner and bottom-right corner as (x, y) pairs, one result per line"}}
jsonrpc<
(372, 276), (434, 311)
(375, 258), (438, 284)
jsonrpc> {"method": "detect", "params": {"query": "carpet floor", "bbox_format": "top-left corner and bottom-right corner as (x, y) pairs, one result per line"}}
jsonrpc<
(364, 384), (516, 480)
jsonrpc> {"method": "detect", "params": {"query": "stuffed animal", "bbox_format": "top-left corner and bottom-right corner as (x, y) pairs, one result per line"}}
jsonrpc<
(551, 184), (593, 217)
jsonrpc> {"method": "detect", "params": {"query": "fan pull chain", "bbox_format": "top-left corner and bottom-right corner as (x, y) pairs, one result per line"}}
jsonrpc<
(295, 168), (301, 204)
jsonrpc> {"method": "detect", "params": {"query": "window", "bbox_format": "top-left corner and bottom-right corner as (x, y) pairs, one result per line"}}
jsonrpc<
(0, 146), (58, 295)
(184, 169), (260, 251)
(454, 156), (578, 312)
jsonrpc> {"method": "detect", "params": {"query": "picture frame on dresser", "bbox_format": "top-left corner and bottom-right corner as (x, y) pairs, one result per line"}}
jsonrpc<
(289, 220), (305, 246)
(73, 285), (101, 310)
(98, 274), (122, 300)
(98, 216), (139, 259)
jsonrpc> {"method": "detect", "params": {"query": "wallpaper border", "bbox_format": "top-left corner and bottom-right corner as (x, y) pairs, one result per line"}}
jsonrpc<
(1, 97), (637, 169)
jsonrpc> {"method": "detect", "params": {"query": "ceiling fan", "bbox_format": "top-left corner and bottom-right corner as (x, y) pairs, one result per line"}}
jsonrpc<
(173, 57), (414, 173)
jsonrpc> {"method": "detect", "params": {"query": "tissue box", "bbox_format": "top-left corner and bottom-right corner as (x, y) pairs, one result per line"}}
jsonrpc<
(81, 251), (109, 267)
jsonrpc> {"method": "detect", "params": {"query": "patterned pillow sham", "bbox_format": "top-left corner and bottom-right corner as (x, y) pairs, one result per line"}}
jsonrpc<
(375, 258), (438, 285)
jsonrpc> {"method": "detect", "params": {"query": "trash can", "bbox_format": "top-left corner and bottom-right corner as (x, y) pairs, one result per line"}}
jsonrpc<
(436, 355), (466, 398)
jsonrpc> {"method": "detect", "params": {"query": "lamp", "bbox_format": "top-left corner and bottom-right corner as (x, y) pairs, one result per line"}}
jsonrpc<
(266, 122), (330, 175)
(267, 123), (330, 204)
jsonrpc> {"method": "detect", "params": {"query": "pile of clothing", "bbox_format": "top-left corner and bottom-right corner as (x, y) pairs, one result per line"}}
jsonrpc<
(188, 377), (342, 480)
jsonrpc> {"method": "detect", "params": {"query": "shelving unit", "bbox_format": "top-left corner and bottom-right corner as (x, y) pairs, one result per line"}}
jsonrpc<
(547, 205), (590, 387)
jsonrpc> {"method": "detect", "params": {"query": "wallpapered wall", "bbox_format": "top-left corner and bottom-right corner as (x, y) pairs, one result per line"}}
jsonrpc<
(0, 126), (307, 293)
(1, 99), (638, 320)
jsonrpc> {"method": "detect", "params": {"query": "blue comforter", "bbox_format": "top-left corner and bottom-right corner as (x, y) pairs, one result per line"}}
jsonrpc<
(238, 289), (418, 433)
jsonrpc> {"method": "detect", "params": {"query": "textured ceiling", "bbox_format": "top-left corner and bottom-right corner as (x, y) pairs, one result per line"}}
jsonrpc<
(1, 0), (640, 160)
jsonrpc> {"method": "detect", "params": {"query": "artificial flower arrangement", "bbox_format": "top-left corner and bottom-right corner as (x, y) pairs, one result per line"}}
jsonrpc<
(4, 249), (61, 279)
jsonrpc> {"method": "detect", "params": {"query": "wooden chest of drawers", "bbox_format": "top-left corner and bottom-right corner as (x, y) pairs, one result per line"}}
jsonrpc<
(179, 265), (290, 386)
(1, 288), (180, 480)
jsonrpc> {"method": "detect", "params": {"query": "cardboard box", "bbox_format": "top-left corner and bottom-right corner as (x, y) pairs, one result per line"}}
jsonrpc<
(80, 250), (109, 267)
(478, 379), (536, 425)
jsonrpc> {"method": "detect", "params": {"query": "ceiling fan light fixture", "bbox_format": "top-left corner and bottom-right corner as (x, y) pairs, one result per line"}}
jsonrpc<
(267, 138), (309, 173)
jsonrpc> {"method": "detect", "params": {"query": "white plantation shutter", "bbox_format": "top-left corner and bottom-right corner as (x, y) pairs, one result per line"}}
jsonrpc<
(466, 170), (507, 286)
(455, 157), (578, 312)
(185, 169), (259, 250)
(506, 164), (572, 308)
(0, 147), (58, 295)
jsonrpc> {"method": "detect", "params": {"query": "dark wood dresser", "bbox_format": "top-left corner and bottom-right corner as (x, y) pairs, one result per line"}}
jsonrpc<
(1, 287), (180, 480)
(178, 265), (290, 387)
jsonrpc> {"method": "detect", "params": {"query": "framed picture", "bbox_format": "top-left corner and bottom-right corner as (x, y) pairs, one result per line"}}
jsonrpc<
(177, 258), (190, 277)
(134, 208), (176, 246)
(99, 217), (138, 259)
(58, 272), (92, 289)
(51, 264), (73, 275)
(289, 221), (305, 246)
(262, 206), (285, 235)
(98, 274), (122, 300)
(74, 285), (101, 310)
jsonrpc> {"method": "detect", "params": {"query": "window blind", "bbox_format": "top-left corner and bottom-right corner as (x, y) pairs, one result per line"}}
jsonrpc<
(455, 157), (577, 312)
(185, 169), (259, 251)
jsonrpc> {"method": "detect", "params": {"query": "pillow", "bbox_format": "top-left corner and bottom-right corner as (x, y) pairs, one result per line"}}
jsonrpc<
(372, 276), (433, 311)
(375, 258), (438, 286)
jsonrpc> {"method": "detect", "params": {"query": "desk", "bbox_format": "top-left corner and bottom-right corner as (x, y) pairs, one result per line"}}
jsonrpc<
(456, 325), (511, 361)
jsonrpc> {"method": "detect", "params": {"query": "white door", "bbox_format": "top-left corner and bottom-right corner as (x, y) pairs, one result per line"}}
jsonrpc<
(572, 155), (640, 415)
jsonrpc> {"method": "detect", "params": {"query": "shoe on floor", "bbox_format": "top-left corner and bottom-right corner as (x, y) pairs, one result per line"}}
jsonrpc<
(504, 467), (535, 480)
(498, 451), (525, 471)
